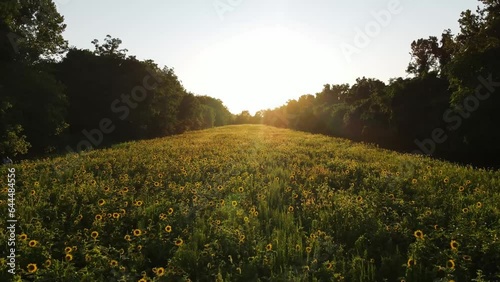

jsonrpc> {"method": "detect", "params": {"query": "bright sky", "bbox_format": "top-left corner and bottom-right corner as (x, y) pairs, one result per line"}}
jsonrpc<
(54, 0), (481, 115)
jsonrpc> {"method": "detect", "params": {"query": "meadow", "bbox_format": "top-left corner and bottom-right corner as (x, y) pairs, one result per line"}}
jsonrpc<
(1, 124), (499, 282)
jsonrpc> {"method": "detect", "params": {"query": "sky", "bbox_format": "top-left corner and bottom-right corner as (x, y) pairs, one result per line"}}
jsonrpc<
(54, 0), (481, 115)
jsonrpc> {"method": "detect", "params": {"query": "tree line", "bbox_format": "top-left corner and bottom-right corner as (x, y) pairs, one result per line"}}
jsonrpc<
(234, 0), (500, 168)
(0, 1), (232, 160)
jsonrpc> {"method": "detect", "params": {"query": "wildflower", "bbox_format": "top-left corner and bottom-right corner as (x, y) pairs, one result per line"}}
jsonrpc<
(98, 199), (106, 206)
(134, 200), (143, 207)
(447, 259), (455, 269)
(244, 216), (249, 223)
(305, 246), (312, 253)
(28, 240), (38, 247)
(425, 210), (432, 216)
(34, 181), (40, 187)
(95, 214), (103, 221)
(113, 213), (120, 219)
(133, 229), (142, 236)
(238, 187), (244, 192)
(103, 186), (110, 192)
(165, 225), (172, 233)
(459, 186), (465, 192)
(288, 206), (294, 212)
(64, 247), (72, 253)
(27, 263), (37, 273)
(407, 258), (416, 267)
(476, 202), (482, 208)
(30, 190), (36, 196)
(110, 260), (118, 267)
(356, 196), (363, 202)
(65, 254), (73, 261)
(168, 208), (174, 215)
(462, 208), (469, 213)
(450, 240), (459, 251)
(326, 262), (333, 269)
(91, 231), (99, 239)
(232, 201), (238, 207)
(19, 234), (28, 241)
(137, 245), (143, 251)
(414, 230), (424, 240)
(266, 243), (272, 251)
(443, 177), (449, 184)
(156, 267), (165, 276)
(175, 238), (183, 246)
(124, 234), (131, 241)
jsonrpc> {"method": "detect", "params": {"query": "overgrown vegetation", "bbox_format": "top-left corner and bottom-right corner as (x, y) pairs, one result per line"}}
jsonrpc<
(1, 125), (499, 281)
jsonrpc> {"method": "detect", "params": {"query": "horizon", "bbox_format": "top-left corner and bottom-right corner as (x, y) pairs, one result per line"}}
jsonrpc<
(55, 0), (480, 115)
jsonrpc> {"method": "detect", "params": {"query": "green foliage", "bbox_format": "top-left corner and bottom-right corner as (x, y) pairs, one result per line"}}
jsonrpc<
(1, 125), (498, 281)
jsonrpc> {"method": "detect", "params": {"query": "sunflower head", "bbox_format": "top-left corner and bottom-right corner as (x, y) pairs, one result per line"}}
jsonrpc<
(27, 263), (37, 273)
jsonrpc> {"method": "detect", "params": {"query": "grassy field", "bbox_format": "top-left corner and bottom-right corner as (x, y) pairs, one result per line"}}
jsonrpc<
(1, 125), (499, 281)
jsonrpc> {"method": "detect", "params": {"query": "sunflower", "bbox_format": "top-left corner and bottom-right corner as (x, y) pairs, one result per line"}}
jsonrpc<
(356, 196), (363, 202)
(98, 199), (106, 206)
(122, 187), (129, 193)
(413, 230), (424, 240)
(27, 263), (37, 273)
(34, 181), (40, 187)
(65, 253), (73, 261)
(156, 267), (165, 277)
(28, 240), (38, 247)
(232, 201), (238, 207)
(443, 177), (449, 184)
(110, 260), (118, 267)
(459, 186), (465, 192)
(113, 213), (120, 219)
(476, 202), (482, 208)
(288, 206), (294, 212)
(135, 200), (143, 207)
(164, 225), (172, 233)
(244, 216), (249, 223)
(30, 190), (36, 196)
(168, 208), (174, 215)
(19, 234), (28, 241)
(124, 234), (131, 241)
(138, 278), (147, 282)
(447, 259), (455, 269)
(326, 262), (333, 269)
(305, 246), (312, 253)
(44, 259), (51, 268)
(238, 187), (244, 192)
(266, 243), (272, 251)
(91, 231), (99, 239)
(425, 210), (432, 216)
(175, 238), (184, 246)
(412, 179), (417, 184)
(133, 229), (142, 237)
(103, 186), (110, 192)
(95, 214), (103, 221)
(450, 240), (459, 250)
(407, 258), (416, 267)
(64, 246), (72, 253)
(462, 208), (469, 213)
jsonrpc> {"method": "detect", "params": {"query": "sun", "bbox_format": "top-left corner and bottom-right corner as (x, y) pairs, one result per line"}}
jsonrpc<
(186, 25), (338, 115)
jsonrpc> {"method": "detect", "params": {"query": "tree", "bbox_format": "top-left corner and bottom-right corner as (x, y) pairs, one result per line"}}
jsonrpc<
(91, 35), (128, 59)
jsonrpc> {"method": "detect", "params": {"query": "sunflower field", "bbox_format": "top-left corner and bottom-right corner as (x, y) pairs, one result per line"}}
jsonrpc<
(1, 125), (499, 281)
